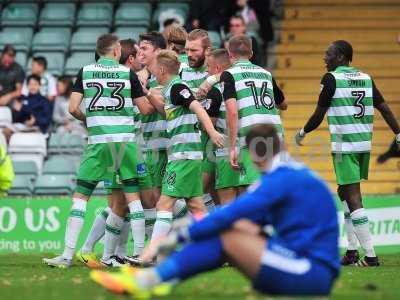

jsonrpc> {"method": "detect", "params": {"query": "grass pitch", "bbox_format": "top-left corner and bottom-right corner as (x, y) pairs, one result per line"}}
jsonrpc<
(0, 254), (399, 300)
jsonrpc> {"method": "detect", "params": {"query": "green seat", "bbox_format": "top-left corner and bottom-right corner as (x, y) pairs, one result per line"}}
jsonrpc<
(16, 51), (27, 69)
(34, 174), (75, 195)
(208, 31), (222, 48)
(70, 27), (109, 51)
(27, 52), (65, 76)
(114, 3), (151, 27)
(48, 133), (86, 154)
(64, 52), (95, 76)
(77, 2), (113, 27)
(39, 3), (76, 27)
(153, 3), (189, 27)
(0, 27), (33, 52)
(1, 3), (38, 27)
(12, 160), (38, 176)
(8, 175), (34, 196)
(32, 28), (71, 53)
(114, 27), (147, 42)
(42, 157), (77, 175)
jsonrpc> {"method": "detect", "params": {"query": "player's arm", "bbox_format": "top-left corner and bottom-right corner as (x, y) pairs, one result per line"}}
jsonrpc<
(130, 70), (155, 115)
(182, 171), (287, 242)
(171, 83), (224, 147)
(221, 71), (239, 168)
(68, 68), (85, 121)
(295, 73), (334, 145)
(372, 81), (400, 142)
(204, 87), (223, 126)
(197, 73), (221, 99)
(146, 88), (166, 115)
(272, 78), (287, 111)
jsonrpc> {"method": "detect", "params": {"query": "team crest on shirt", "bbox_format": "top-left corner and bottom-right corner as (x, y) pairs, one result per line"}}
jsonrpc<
(179, 88), (191, 99)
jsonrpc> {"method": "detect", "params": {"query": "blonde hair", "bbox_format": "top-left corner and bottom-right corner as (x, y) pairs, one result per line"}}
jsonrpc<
(157, 50), (180, 75)
(165, 25), (187, 54)
(187, 29), (211, 49)
(210, 48), (231, 67)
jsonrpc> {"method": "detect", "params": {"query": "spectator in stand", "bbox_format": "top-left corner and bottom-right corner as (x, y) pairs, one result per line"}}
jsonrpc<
(188, 0), (231, 31)
(235, 0), (260, 33)
(53, 76), (86, 135)
(225, 15), (260, 65)
(2, 75), (51, 141)
(0, 45), (24, 107)
(22, 56), (57, 103)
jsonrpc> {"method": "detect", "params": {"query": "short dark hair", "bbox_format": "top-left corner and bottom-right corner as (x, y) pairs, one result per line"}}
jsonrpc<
(2, 44), (16, 56)
(32, 56), (47, 70)
(27, 74), (41, 85)
(57, 75), (73, 97)
(139, 31), (167, 50)
(245, 124), (281, 159)
(333, 40), (353, 62)
(96, 33), (119, 56)
(230, 15), (245, 25)
(119, 39), (138, 64)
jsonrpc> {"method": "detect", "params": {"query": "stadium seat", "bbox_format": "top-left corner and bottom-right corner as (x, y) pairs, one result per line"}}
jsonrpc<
(49, 132), (86, 154)
(27, 52), (65, 76)
(70, 27), (109, 52)
(16, 52), (28, 69)
(76, 2), (113, 27)
(33, 174), (75, 195)
(8, 174), (34, 196)
(39, 3), (76, 27)
(10, 154), (44, 175)
(208, 31), (222, 48)
(114, 27), (147, 41)
(64, 52), (95, 76)
(8, 132), (47, 157)
(0, 132), (6, 150)
(0, 106), (12, 127)
(1, 3), (38, 27)
(42, 156), (77, 175)
(12, 160), (38, 177)
(114, 2), (151, 27)
(153, 2), (189, 28)
(0, 27), (33, 53)
(31, 28), (71, 53)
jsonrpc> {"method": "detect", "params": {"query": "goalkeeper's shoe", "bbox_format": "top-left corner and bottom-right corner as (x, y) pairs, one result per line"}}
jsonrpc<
(341, 250), (359, 266)
(76, 251), (102, 269)
(43, 255), (72, 269)
(356, 256), (380, 267)
(100, 255), (127, 268)
(90, 270), (151, 299)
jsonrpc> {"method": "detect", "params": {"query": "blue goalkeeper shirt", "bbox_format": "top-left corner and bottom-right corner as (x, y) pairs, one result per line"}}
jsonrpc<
(187, 154), (340, 275)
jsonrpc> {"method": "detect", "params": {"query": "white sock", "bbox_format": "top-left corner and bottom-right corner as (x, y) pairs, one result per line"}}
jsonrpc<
(351, 208), (376, 257)
(62, 198), (87, 260)
(202, 193), (216, 212)
(81, 207), (110, 254)
(172, 199), (188, 219)
(151, 211), (173, 241)
(342, 202), (358, 251)
(128, 200), (145, 256)
(102, 211), (124, 260)
(115, 215), (130, 258)
(144, 208), (156, 239)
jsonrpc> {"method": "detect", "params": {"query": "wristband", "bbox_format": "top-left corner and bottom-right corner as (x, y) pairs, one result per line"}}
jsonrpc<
(206, 75), (218, 86)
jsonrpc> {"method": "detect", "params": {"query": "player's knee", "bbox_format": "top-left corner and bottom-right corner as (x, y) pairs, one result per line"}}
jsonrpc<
(221, 230), (240, 254)
(187, 198), (207, 214)
(156, 196), (174, 211)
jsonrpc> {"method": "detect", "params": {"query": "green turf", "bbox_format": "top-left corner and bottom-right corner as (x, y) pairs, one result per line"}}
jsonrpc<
(0, 254), (399, 300)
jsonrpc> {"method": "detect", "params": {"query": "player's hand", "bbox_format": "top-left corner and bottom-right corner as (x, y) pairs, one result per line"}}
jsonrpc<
(230, 147), (240, 170)
(295, 129), (306, 146)
(210, 131), (225, 148)
(196, 82), (212, 99)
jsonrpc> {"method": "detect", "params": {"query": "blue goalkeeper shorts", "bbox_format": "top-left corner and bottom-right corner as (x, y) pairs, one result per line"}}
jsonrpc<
(252, 239), (335, 296)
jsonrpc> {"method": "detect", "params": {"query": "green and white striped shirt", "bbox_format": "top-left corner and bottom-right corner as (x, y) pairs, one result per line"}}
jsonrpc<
(79, 57), (144, 144)
(328, 66), (374, 153)
(141, 75), (169, 151)
(180, 64), (208, 89)
(162, 76), (203, 161)
(224, 60), (283, 147)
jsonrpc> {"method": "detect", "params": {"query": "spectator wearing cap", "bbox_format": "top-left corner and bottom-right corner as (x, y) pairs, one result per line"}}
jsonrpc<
(0, 45), (25, 106)
(225, 15), (260, 65)
(22, 56), (57, 103)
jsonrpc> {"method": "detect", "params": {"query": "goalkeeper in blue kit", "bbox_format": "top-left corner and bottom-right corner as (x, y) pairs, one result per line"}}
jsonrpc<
(91, 123), (340, 298)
